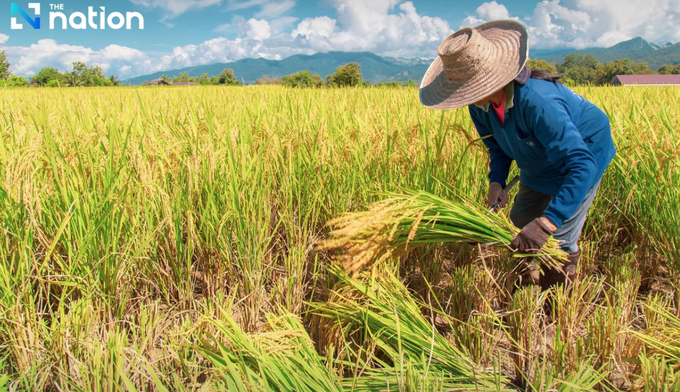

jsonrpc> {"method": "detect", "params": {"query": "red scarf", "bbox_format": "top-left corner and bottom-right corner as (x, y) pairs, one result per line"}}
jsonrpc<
(491, 92), (505, 126)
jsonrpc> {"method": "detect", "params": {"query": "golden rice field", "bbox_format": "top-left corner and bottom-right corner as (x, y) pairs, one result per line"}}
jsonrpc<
(0, 85), (678, 391)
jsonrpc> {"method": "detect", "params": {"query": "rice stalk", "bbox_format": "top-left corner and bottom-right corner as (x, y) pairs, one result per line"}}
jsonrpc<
(199, 312), (344, 392)
(318, 189), (567, 275)
(311, 264), (514, 391)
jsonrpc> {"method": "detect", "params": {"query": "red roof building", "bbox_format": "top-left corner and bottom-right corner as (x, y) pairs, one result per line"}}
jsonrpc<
(611, 74), (680, 86)
(144, 78), (172, 86)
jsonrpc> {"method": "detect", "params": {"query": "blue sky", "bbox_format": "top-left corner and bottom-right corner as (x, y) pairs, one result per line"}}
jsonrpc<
(2, 0), (680, 78)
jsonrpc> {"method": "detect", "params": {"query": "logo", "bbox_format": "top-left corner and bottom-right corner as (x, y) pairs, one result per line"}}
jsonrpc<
(10, 3), (144, 30)
(11, 3), (40, 29)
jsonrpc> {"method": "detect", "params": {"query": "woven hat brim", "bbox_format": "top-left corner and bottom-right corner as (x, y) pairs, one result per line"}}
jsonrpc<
(419, 20), (529, 110)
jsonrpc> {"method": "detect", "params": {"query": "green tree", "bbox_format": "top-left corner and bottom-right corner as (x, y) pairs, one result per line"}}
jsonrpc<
(65, 72), (82, 87)
(281, 70), (323, 88)
(559, 54), (600, 70)
(198, 73), (210, 85)
(87, 65), (109, 86)
(210, 76), (220, 85)
(0, 50), (10, 80)
(109, 75), (120, 86)
(557, 54), (601, 85)
(5, 75), (28, 87)
(658, 65), (680, 74)
(218, 68), (239, 85)
(32, 67), (65, 87)
(160, 75), (172, 85)
(71, 61), (88, 85)
(325, 73), (336, 87)
(174, 71), (197, 82)
(311, 74), (324, 87)
(330, 62), (362, 87)
(595, 59), (653, 85)
(526, 59), (558, 74)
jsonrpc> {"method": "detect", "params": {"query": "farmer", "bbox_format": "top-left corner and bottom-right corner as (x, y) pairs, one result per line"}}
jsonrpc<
(419, 20), (616, 290)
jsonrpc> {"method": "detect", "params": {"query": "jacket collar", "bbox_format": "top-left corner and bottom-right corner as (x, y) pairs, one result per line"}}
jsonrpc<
(473, 66), (529, 113)
(474, 82), (515, 113)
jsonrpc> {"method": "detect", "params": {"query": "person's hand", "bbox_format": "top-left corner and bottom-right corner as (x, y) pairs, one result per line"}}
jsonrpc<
(487, 182), (508, 211)
(511, 217), (555, 253)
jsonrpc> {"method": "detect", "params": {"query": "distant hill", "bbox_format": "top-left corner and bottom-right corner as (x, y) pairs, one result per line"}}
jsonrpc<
(125, 37), (680, 85)
(538, 37), (680, 70)
(124, 52), (431, 85)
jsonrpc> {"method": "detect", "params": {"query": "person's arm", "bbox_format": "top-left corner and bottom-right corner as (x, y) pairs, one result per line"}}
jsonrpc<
(469, 106), (513, 187)
(528, 100), (598, 228)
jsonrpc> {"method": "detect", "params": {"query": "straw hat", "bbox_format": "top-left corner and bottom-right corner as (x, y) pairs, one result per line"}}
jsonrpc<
(419, 20), (529, 110)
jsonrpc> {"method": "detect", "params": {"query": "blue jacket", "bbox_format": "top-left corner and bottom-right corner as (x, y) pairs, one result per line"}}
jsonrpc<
(469, 78), (616, 228)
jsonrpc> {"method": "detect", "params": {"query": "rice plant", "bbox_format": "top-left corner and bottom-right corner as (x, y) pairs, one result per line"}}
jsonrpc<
(318, 189), (567, 275)
(0, 85), (677, 390)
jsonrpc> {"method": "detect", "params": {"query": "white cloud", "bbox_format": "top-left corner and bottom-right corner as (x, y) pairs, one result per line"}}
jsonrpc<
(460, 15), (484, 27)
(290, 1), (452, 57)
(99, 45), (146, 61)
(292, 16), (337, 39)
(255, 0), (296, 18)
(461, 2), (519, 28)
(0, 34), (8, 44)
(462, 0), (680, 50)
(4, 39), (147, 78)
(0, 0), (455, 78)
(244, 18), (272, 40)
(226, 0), (268, 11)
(157, 0), (451, 73)
(476, 1), (510, 20)
(270, 16), (298, 33)
(16, 0), (680, 80)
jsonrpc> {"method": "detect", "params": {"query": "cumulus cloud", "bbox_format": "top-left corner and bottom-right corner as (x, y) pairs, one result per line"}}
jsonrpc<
(4, 39), (147, 78)
(13, 0), (679, 79)
(0, 34), (8, 44)
(269, 16), (298, 33)
(476, 1), (511, 20)
(4, 0), (451, 78)
(462, 0), (680, 49)
(245, 18), (272, 40)
(155, 0), (452, 73)
(290, 1), (452, 57)
(292, 16), (337, 39)
(461, 2), (518, 28)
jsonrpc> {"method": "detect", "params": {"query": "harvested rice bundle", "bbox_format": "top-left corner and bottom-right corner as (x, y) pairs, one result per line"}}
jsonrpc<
(318, 189), (567, 275)
(311, 265), (514, 391)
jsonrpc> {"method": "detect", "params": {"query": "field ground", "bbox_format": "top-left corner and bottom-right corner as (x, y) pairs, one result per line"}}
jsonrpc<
(0, 86), (679, 391)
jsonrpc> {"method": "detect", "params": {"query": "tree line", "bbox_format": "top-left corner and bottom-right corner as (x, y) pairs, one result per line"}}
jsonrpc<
(255, 63), (418, 88)
(155, 69), (241, 85)
(2, 48), (679, 88)
(0, 50), (120, 87)
(526, 55), (680, 86)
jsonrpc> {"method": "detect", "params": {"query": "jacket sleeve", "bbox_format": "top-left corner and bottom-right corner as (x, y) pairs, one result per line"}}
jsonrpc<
(469, 106), (513, 188)
(527, 100), (598, 228)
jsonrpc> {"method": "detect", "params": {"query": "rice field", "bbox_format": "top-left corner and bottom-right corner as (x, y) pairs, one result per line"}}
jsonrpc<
(0, 85), (678, 391)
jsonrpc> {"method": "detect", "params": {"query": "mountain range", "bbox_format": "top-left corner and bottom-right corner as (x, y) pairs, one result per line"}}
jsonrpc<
(125, 37), (680, 85)
(539, 37), (680, 69)
(125, 52), (431, 85)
